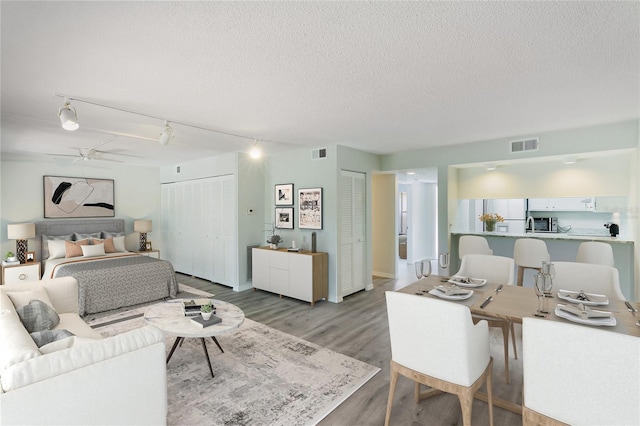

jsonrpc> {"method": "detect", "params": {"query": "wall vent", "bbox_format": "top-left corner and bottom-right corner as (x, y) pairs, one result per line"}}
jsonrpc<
(311, 147), (327, 160)
(510, 138), (539, 154)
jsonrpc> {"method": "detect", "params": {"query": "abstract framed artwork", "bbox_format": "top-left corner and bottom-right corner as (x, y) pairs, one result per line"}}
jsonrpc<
(43, 176), (115, 218)
(275, 207), (294, 229)
(275, 183), (294, 206)
(298, 187), (323, 229)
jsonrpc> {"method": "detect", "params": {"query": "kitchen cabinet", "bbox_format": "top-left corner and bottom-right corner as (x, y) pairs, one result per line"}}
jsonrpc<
(528, 197), (595, 212)
(594, 196), (627, 213)
(252, 247), (328, 306)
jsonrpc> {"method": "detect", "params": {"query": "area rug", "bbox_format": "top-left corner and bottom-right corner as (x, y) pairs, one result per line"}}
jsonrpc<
(89, 303), (380, 425)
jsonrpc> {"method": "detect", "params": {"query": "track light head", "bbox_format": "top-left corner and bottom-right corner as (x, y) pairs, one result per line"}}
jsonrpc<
(159, 121), (173, 146)
(249, 140), (261, 159)
(58, 100), (79, 131)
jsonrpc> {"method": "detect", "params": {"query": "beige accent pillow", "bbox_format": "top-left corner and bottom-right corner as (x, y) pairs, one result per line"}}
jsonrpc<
(93, 238), (116, 253)
(6, 288), (54, 309)
(113, 235), (126, 252)
(65, 239), (89, 258)
(47, 239), (68, 259)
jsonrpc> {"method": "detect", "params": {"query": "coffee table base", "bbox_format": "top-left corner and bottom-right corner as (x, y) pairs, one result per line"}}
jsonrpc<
(166, 336), (224, 378)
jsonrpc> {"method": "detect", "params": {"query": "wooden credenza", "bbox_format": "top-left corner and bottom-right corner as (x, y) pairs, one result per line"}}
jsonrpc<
(252, 247), (328, 306)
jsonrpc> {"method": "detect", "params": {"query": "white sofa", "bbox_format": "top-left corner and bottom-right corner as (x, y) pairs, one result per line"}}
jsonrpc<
(0, 277), (168, 425)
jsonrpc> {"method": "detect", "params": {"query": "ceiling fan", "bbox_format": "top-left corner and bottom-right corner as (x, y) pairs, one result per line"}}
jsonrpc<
(49, 137), (125, 163)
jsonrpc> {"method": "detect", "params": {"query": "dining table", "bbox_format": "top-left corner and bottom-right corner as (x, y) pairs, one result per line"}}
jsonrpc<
(398, 274), (640, 414)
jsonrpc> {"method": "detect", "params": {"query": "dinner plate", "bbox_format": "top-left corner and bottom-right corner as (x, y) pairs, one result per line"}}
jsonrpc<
(428, 288), (474, 300)
(557, 289), (609, 306)
(447, 275), (487, 287)
(554, 304), (616, 326)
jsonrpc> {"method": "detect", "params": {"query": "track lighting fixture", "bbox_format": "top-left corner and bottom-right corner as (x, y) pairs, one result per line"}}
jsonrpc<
(58, 99), (79, 131)
(54, 94), (270, 158)
(158, 121), (173, 146)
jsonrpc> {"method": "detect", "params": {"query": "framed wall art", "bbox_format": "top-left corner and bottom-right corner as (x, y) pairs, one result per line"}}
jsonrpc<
(43, 176), (115, 218)
(275, 183), (294, 206)
(275, 207), (294, 229)
(298, 187), (323, 229)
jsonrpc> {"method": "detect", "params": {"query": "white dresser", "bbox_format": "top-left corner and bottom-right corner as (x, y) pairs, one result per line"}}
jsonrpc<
(252, 247), (328, 306)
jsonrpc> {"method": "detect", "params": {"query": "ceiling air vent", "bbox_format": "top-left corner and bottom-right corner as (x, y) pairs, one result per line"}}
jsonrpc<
(510, 137), (539, 154)
(311, 147), (327, 160)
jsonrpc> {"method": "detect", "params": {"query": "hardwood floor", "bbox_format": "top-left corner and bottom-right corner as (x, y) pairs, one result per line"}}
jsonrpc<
(179, 261), (524, 425)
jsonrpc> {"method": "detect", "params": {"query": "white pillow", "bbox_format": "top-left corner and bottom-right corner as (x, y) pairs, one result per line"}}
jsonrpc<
(81, 243), (105, 257)
(47, 239), (67, 259)
(6, 288), (54, 309)
(113, 236), (126, 252)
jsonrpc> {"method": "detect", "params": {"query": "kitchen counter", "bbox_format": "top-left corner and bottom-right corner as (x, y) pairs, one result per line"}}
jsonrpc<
(451, 231), (633, 244)
(449, 232), (635, 300)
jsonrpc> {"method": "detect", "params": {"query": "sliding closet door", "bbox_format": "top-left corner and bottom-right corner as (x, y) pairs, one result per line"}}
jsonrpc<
(340, 170), (366, 297)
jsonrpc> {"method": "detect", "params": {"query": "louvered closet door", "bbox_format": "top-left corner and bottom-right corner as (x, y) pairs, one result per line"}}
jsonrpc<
(340, 170), (366, 297)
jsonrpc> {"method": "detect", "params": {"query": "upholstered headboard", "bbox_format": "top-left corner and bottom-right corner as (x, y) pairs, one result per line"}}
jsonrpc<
(35, 219), (125, 261)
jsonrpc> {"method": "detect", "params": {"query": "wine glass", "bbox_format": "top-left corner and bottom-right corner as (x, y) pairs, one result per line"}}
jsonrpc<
(438, 253), (450, 280)
(421, 260), (432, 294)
(414, 261), (424, 295)
(533, 273), (546, 317)
(541, 272), (554, 314)
(541, 261), (555, 297)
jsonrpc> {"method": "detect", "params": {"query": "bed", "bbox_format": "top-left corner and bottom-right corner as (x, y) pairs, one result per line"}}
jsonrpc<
(36, 219), (178, 316)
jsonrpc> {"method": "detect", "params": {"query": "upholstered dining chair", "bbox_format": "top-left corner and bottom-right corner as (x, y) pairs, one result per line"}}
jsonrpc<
(384, 291), (494, 426)
(576, 241), (615, 267)
(552, 261), (625, 301)
(458, 235), (493, 259)
(522, 317), (640, 425)
(455, 254), (516, 383)
(513, 238), (550, 286)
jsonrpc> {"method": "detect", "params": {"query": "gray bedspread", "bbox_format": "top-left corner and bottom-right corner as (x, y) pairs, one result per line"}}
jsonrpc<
(54, 255), (178, 316)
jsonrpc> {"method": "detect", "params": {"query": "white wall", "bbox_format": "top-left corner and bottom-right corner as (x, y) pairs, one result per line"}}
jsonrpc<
(1, 155), (160, 260)
(408, 182), (437, 263)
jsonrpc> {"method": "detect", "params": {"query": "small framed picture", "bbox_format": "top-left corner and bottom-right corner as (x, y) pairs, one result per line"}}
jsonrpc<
(275, 183), (294, 206)
(275, 207), (294, 229)
(298, 187), (323, 229)
(145, 241), (153, 251)
(25, 251), (35, 262)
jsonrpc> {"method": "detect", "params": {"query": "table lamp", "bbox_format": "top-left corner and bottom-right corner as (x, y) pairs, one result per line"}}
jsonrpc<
(7, 223), (36, 264)
(134, 219), (152, 251)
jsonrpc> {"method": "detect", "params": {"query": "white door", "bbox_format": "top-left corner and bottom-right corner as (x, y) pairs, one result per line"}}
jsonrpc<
(340, 170), (366, 297)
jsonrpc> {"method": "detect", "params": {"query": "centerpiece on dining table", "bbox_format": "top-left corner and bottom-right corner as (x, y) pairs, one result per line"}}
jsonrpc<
(478, 212), (504, 232)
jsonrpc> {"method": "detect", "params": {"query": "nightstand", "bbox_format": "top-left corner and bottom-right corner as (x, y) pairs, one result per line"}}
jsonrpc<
(2, 262), (41, 285)
(136, 250), (160, 259)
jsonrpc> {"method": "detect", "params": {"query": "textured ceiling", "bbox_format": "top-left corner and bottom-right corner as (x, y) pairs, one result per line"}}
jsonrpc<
(1, 1), (638, 167)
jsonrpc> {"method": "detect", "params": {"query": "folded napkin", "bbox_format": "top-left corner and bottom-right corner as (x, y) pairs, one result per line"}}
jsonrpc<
(558, 289), (609, 304)
(558, 303), (613, 320)
(450, 276), (484, 285)
(435, 285), (469, 296)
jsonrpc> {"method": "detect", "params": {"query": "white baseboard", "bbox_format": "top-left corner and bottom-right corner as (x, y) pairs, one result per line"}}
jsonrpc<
(372, 271), (396, 279)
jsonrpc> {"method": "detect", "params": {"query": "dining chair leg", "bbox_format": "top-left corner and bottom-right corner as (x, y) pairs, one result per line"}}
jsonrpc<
(501, 322), (510, 384)
(486, 358), (494, 426)
(458, 388), (474, 426)
(385, 363), (399, 426)
(510, 322), (518, 360)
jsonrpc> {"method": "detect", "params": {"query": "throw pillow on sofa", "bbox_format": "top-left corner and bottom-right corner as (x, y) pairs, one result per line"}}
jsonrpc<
(6, 288), (54, 309)
(16, 300), (60, 333)
(30, 329), (75, 348)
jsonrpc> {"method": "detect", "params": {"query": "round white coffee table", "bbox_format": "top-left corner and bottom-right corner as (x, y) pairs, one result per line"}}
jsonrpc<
(144, 299), (245, 377)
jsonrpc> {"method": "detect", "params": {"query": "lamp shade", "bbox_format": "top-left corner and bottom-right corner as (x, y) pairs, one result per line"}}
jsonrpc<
(134, 220), (152, 233)
(7, 223), (35, 240)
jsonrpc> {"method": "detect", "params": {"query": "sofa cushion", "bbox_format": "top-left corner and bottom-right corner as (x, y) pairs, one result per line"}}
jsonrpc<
(6, 288), (54, 310)
(39, 335), (97, 355)
(30, 329), (74, 348)
(0, 308), (40, 372)
(16, 300), (60, 333)
(56, 313), (103, 339)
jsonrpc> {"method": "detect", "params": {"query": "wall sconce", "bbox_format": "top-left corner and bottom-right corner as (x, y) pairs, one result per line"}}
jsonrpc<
(7, 223), (36, 263)
(134, 219), (152, 251)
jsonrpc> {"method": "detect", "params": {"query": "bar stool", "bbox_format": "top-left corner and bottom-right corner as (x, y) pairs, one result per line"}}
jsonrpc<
(576, 241), (614, 267)
(458, 235), (493, 259)
(513, 238), (550, 287)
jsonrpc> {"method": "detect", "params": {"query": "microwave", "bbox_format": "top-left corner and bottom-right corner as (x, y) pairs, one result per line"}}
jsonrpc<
(527, 217), (558, 233)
